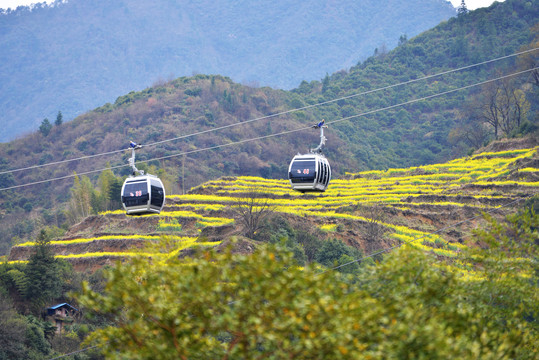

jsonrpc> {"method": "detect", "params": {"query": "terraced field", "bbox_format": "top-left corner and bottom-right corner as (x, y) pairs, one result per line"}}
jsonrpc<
(8, 147), (538, 273)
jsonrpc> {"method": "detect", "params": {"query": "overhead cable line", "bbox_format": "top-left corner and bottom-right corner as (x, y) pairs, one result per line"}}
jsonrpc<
(2, 47), (537, 177)
(0, 148), (126, 176)
(48, 345), (101, 360)
(1, 66), (537, 193)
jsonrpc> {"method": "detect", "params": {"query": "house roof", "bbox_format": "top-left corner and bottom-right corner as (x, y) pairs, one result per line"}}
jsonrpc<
(47, 303), (78, 311)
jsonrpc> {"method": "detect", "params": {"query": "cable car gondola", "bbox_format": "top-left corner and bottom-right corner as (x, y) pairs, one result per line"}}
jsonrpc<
(121, 142), (166, 215)
(288, 120), (331, 192)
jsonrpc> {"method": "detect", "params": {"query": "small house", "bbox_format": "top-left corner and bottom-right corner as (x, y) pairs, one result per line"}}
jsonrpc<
(46, 303), (78, 333)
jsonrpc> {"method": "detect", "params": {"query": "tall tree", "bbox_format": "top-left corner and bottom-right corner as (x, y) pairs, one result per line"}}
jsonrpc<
(450, 102), (492, 149)
(54, 111), (63, 126)
(38, 118), (52, 136)
(93, 166), (117, 212)
(66, 174), (94, 224)
(24, 230), (61, 312)
(517, 23), (539, 88)
(108, 177), (123, 211)
(465, 78), (530, 139)
(457, 0), (468, 16)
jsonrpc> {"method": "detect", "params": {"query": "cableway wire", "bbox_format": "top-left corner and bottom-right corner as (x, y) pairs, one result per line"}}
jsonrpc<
(1, 66), (537, 193)
(2, 47), (537, 177)
(48, 345), (101, 360)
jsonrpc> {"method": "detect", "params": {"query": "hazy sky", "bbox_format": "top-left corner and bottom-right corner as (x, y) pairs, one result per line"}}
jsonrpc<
(1, 0), (503, 11)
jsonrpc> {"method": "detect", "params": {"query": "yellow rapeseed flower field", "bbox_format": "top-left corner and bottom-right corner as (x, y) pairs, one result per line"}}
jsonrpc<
(14, 147), (535, 278)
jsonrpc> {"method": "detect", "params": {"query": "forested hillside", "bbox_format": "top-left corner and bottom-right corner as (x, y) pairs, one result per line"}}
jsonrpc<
(0, 0), (537, 255)
(0, 0), (457, 141)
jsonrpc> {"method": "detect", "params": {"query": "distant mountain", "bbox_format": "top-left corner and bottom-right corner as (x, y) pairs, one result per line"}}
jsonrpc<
(0, 0), (456, 142)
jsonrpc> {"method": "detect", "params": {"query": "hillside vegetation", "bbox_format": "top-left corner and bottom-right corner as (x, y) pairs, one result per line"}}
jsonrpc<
(3, 145), (537, 358)
(0, 0), (537, 255)
(0, 0), (456, 141)
(8, 145), (539, 269)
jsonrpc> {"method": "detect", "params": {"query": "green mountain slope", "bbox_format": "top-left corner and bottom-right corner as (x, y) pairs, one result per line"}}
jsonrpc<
(0, 0), (537, 256)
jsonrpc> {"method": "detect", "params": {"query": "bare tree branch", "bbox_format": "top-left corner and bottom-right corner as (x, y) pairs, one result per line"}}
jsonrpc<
(233, 187), (274, 239)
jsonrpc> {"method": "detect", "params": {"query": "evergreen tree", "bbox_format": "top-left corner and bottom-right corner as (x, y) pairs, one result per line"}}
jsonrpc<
(24, 315), (52, 357)
(457, 0), (468, 16)
(322, 73), (330, 93)
(54, 111), (63, 126)
(38, 118), (52, 137)
(24, 230), (61, 312)
(108, 177), (123, 211)
(398, 34), (407, 46)
(315, 238), (361, 273)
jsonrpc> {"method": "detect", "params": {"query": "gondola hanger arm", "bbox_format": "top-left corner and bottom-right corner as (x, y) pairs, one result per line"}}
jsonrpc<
(128, 141), (144, 176)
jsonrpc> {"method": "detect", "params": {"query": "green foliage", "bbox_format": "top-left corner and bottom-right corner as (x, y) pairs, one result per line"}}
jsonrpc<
(65, 169), (124, 222)
(108, 176), (123, 211)
(24, 230), (63, 312)
(55, 111), (63, 126)
(65, 174), (94, 224)
(79, 244), (365, 359)
(24, 316), (52, 357)
(184, 88), (202, 97)
(6, 269), (28, 298)
(0, 294), (30, 360)
(315, 238), (362, 274)
(359, 246), (536, 359)
(462, 207), (539, 336)
(256, 215), (325, 263)
(38, 118), (52, 137)
(78, 234), (538, 359)
(0, 295), (57, 360)
(295, 227), (325, 263)
(0, 251), (93, 359)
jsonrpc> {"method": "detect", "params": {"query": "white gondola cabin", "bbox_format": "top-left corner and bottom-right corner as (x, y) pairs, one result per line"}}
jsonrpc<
(121, 141), (166, 215)
(288, 120), (331, 192)
(121, 175), (165, 214)
(288, 153), (331, 192)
